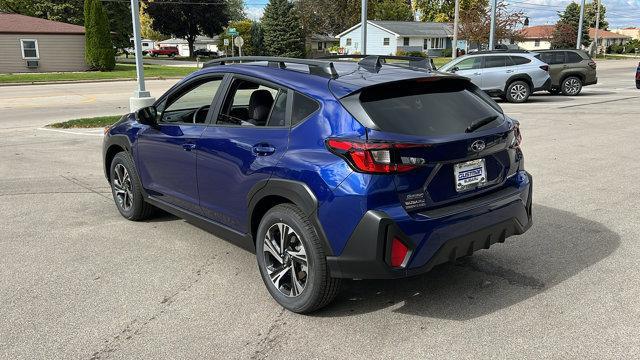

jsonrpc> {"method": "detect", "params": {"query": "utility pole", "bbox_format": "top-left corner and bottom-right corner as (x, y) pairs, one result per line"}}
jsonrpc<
(576, 0), (586, 49)
(361, 0), (367, 55)
(452, 0), (460, 59)
(488, 0), (497, 50)
(594, 0), (600, 56)
(129, 0), (155, 112)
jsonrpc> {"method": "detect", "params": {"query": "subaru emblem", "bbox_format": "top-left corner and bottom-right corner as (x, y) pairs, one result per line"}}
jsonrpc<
(470, 140), (486, 152)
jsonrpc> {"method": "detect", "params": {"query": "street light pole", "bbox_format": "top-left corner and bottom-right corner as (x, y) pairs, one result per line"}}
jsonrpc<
(576, 0), (586, 49)
(488, 0), (497, 50)
(361, 0), (367, 55)
(129, 0), (155, 112)
(452, 0), (460, 59)
(594, 0), (600, 56)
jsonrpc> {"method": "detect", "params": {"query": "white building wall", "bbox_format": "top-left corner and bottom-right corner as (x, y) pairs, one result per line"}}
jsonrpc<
(339, 23), (397, 55)
(518, 40), (552, 51)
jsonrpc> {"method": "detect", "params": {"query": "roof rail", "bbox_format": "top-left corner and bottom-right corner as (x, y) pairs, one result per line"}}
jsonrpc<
(319, 54), (434, 71)
(203, 56), (338, 79)
(469, 49), (530, 55)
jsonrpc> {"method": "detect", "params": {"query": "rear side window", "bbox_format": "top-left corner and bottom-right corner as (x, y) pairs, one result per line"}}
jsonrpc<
(291, 92), (319, 126)
(484, 56), (507, 68)
(566, 51), (583, 63)
(510, 56), (531, 65)
(357, 79), (503, 136)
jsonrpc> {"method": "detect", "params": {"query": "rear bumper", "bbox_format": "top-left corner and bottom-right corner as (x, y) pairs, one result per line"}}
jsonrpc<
(326, 171), (533, 279)
(534, 77), (552, 92)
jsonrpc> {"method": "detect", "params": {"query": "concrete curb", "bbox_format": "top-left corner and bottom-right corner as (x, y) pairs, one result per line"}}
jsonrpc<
(0, 76), (183, 87)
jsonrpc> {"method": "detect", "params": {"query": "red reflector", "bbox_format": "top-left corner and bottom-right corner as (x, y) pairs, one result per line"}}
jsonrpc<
(390, 237), (409, 268)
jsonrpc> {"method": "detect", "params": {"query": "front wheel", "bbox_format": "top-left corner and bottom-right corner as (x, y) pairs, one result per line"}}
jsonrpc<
(109, 152), (156, 221)
(561, 76), (582, 96)
(256, 204), (341, 313)
(506, 80), (531, 103)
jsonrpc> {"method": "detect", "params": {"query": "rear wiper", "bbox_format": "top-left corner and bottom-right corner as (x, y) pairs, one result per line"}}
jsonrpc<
(466, 115), (499, 133)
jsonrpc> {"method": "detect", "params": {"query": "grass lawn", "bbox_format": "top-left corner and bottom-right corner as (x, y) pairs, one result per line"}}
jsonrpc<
(49, 115), (122, 129)
(0, 64), (197, 84)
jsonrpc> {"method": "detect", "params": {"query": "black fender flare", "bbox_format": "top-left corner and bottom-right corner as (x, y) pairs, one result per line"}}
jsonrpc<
(247, 179), (334, 256)
(504, 74), (533, 93)
(103, 134), (133, 181)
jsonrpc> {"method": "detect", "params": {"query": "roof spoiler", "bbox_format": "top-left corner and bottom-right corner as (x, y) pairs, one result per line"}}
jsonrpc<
(203, 56), (338, 79)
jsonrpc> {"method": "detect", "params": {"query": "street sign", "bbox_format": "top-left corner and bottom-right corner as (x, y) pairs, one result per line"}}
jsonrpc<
(223, 38), (229, 46)
(234, 36), (244, 48)
(227, 27), (239, 36)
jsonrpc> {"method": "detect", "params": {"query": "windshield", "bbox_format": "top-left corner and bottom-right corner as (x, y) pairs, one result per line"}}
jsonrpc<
(357, 78), (503, 136)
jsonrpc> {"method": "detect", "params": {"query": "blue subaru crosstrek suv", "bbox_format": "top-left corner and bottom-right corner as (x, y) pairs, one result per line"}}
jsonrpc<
(103, 55), (532, 313)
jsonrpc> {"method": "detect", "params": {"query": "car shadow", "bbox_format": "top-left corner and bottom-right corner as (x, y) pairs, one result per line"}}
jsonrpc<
(316, 204), (620, 320)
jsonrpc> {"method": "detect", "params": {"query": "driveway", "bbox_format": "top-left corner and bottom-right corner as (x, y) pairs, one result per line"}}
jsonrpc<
(1, 59), (639, 359)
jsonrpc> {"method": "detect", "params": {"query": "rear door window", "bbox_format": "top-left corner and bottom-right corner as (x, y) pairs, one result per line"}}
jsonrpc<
(357, 79), (503, 136)
(483, 56), (507, 68)
(538, 52), (565, 65)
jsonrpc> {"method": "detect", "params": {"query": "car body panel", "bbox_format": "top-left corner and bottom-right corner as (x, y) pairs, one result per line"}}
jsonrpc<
(537, 50), (598, 89)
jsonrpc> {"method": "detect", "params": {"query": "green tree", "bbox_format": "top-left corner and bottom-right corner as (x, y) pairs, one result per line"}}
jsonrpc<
(218, 20), (256, 55)
(550, 22), (578, 49)
(372, 0), (413, 21)
(251, 21), (265, 56)
(556, 2), (591, 48)
(140, 1), (167, 42)
(227, 0), (247, 21)
(84, 0), (115, 71)
(146, 0), (230, 57)
(262, 0), (305, 58)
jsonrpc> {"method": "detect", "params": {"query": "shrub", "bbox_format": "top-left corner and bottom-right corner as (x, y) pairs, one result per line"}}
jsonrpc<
(84, 0), (115, 71)
(442, 48), (452, 57)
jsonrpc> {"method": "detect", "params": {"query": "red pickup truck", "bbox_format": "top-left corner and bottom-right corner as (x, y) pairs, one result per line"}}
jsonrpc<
(147, 47), (179, 57)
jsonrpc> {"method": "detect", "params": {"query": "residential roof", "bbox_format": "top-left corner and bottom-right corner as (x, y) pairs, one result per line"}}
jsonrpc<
(589, 28), (631, 39)
(337, 21), (453, 38)
(158, 35), (219, 45)
(520, 25), (555, 39)
(0, 13), (85, 34)
(308, 34), (338, 42)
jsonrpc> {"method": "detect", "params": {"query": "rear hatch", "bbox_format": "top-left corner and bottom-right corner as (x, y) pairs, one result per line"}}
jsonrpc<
(335, 77), (521, 213)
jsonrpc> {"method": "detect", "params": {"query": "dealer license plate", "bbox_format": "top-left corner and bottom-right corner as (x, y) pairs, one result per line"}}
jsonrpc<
(454, 159), (487, 192)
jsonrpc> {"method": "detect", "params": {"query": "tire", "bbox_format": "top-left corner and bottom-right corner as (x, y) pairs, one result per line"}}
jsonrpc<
(109, 152), (156, 221)
(256, 204), (341, 313)
(505, 80), (531, 103)
(561, 76), (582, 96)
(635, 80), (639, 89)
(548, 88), (561, 95)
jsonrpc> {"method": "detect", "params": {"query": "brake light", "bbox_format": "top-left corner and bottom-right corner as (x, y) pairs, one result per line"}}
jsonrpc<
(326, 139), (425, 174)
(588, 60), (597, 69)
(390, 237), (409, 268)
(539, 65), (549, 72)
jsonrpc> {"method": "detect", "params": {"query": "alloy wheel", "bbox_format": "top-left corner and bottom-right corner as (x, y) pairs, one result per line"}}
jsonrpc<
(263, 222), (308, 297)
(510, 84), (528, 101)
(112, 163), (133, 211)
(564, 78), (581, 95)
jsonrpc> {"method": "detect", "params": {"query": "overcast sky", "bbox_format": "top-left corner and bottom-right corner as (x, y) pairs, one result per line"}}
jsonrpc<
(244, 0), (639, 29)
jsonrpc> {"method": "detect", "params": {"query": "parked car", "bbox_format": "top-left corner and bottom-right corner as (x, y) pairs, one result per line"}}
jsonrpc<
(535, 49), (597, 96)
(636, 62), (640, 89)
(439, 51), (551, 103)
(148, 46), (179, 57)
(103, 56), (532, 313)
(193, 48), (219, 58)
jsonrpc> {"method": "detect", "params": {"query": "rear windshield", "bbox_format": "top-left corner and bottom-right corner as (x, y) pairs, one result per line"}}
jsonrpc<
(357, 79), (503, 136)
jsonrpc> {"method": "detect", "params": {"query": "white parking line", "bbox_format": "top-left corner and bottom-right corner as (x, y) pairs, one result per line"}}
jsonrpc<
(37, 127), (104, 137)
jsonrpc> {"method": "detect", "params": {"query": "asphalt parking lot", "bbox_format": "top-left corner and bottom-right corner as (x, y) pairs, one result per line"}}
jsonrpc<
(1, 59), (639, 359)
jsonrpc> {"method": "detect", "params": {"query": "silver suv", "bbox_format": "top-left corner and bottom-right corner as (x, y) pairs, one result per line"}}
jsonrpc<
(439, 51), (551, 103)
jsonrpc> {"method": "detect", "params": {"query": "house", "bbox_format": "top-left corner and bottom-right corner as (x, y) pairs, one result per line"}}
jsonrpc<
(336, 20), (453, 56)
(611, 27), (640, 40)
(306, 34), (339, 58)
(157, 36), (220, 57)
(518, 25), (555, 50)
(0, 13), (87, 73)
(590, 28), (631, 53)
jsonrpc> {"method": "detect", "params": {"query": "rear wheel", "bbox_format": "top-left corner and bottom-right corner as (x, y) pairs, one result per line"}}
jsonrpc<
(561, 76), (582, 96)
(109, 152), (156, 221)
(256, 204), (341, 313)
(505, 80), (531, 103)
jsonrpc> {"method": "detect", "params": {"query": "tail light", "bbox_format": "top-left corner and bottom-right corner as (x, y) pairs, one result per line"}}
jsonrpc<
(512, 123), (523, 148)
(389, 237), (410, 268)
(326, 139), (425, 174)
(539, 65), (549, 72)
(588, 60), (597, 69)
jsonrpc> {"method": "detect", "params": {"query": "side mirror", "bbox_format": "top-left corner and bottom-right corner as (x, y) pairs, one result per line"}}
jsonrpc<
(450, 66), (459, 73)
(136, 106), (157, 126)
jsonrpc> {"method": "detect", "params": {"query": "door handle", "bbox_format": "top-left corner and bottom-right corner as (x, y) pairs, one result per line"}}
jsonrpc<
(473, 72), (481, 76)
(182, 143), (196, 151)
(506, 69), (514, 73)
(253, 144), (276, 156)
